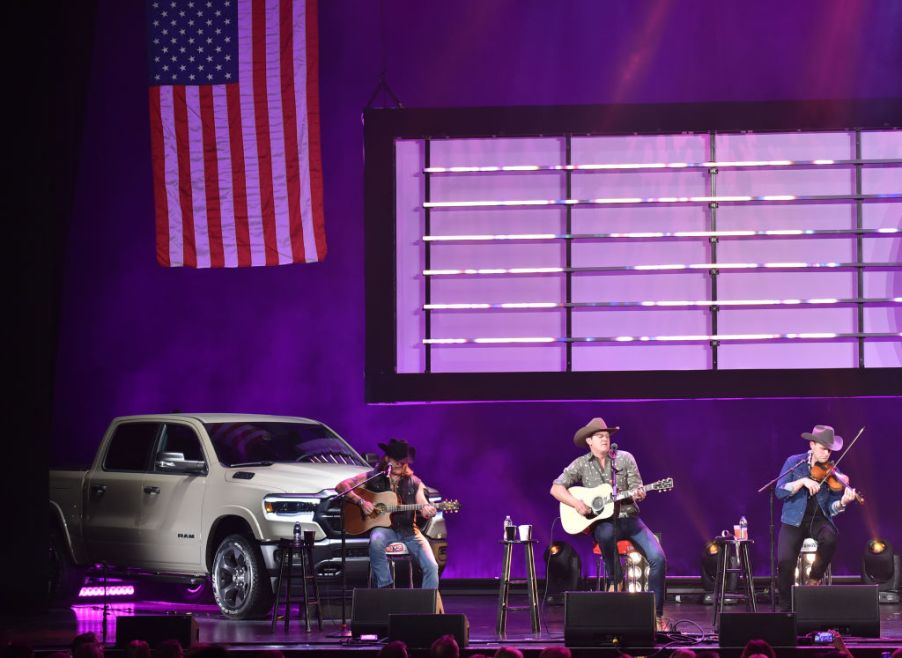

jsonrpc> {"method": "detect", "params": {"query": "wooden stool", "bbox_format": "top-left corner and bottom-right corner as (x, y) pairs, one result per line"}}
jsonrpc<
(496, 538), (541, 638)
(271, 533), (322, 632)
(712, 536), (756, 629)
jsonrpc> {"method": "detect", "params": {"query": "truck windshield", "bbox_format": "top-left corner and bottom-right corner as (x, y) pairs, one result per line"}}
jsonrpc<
(205, 422), (367, 467)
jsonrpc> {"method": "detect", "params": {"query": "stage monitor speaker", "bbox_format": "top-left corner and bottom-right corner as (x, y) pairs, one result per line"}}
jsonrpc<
(116, 614), (199, 648)
(351, 588), (442, 637)
(719, 612), (797, 648)
(388, 613), (468, 648)
(793, 584), (880, 637)
(564, 592), (656, 647)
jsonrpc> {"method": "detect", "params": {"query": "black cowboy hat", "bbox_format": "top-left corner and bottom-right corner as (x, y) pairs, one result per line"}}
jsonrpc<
(378, 437), (416, 462)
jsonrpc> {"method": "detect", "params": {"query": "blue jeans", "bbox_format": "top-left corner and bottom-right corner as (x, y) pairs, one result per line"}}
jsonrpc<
(592, 516), (667, 617)
(369, 527), (440, 589)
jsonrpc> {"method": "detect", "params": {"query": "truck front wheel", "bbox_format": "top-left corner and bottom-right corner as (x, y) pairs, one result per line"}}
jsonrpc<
(211, 534), (273, 620)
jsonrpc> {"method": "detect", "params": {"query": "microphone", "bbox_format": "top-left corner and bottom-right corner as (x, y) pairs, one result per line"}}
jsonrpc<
(610, 442), (618, 454)
(384, 463), (392, 477)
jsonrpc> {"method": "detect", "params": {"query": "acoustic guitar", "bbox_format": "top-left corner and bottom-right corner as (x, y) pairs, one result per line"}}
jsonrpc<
(559, 478), (674, 534)
(342, 488), (461, 535)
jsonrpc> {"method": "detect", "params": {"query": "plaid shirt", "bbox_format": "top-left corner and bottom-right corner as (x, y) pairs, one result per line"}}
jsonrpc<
(553, 450), (644, 518)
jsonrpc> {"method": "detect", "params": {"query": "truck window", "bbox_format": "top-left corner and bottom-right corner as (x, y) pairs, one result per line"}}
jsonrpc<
(205, 421), (367, 467)
(157, 423), (206, 464)
(103, 423), (160, 471)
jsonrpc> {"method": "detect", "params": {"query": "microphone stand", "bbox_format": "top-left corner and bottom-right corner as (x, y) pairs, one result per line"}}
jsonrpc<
(325, 467), (390, 637)
(757, 456), (807, 611)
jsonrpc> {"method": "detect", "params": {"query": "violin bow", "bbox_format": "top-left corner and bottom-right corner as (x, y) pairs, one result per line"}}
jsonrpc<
(828, 426), (865, 474)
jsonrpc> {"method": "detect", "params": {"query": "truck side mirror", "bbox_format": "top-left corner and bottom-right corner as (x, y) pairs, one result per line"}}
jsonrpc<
(364, 452), (380, 467)
(156, 451), (207, 474)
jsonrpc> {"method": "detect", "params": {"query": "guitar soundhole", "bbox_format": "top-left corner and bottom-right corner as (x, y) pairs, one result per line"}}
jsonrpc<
(374, 504), (387, 515)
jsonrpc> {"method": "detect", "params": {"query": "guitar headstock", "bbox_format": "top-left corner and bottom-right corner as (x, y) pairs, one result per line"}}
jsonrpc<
(439, 499), (461, 514)
(650, 478), (674, 492)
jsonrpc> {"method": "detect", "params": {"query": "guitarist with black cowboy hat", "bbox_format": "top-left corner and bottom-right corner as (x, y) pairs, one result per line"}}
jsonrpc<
(550, 417), (668, 630)
(337, 438), (439, 589)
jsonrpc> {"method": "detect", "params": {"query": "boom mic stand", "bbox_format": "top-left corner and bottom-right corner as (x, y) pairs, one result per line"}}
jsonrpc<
(757, 456), (807, 611)
(325, 467), (390, 637)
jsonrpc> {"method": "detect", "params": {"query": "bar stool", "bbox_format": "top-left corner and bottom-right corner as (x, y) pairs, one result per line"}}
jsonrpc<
(367, 542), (415, 588)
(712, 536), (756, 628)
(271, 532), (322, 632)
(593, 540), (649, 592)
(496, 538), (541, 638)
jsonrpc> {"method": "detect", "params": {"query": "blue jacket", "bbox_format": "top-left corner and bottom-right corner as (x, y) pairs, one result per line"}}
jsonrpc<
(775, 452), (844, 528)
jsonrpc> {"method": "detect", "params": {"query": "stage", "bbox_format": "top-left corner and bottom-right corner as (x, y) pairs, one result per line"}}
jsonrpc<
(5, 584), (901, 657)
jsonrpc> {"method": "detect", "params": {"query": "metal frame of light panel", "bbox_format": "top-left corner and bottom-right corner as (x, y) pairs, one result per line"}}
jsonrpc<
(364, 100), (902, 402)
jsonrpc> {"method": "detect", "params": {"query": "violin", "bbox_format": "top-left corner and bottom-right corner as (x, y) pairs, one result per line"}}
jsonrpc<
(809, 460), (865, 504)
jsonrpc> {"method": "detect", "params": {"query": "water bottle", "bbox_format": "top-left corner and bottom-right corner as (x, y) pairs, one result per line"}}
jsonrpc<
(739, 516), (748, 540)
(503, 515), (514, 541)
(293, 521), (302, 545)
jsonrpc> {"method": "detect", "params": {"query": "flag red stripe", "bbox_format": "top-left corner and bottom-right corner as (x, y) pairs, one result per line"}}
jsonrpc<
(225, 84), (252, 267)
(148, 87), (171, 267)
(279, 0), (306, 262)
(304, 0), (327, 260)
(252, 0), (279, 265)
(172, 86), (197, 267)
(199, 86), (225, 268)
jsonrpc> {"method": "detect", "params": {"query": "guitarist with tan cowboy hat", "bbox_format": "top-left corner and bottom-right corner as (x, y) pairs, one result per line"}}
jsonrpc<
(775, 424), (859, 611)
(550, 417), (668, 630)
(337, 438), (439, 589)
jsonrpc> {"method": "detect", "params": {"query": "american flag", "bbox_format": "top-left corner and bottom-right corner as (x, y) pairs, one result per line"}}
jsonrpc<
(147, 0), (326, 268)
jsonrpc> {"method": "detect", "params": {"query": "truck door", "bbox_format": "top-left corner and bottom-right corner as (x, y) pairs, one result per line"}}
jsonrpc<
(138, 422), (208, 571)
(84, 422), (160, 566)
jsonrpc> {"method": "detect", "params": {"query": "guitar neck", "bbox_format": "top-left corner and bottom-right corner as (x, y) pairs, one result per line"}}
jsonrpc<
(383, 503), (428, 513)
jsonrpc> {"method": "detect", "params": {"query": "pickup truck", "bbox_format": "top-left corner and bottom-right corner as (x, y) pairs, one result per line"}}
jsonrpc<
(49, 414), (449, 619)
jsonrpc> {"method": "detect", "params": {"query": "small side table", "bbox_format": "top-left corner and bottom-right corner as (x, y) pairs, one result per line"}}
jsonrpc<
(712, 536), (756, 628)
(496, 539), (541, 638)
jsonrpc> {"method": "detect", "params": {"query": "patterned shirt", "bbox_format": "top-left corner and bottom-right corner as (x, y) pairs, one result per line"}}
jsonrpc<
(553, 450), (644, 518)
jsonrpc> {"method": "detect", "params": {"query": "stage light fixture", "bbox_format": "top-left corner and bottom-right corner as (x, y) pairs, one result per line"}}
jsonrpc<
(862, 538), (901, 604)
(544, 541), (581, 606)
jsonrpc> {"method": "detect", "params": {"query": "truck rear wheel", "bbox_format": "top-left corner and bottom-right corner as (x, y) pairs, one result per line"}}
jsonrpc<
(211, 534), (272, 620)
(48, 530), (85, 606)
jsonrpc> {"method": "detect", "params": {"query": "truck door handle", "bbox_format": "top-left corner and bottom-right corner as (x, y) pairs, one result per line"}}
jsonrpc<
(90, 484), (107, 496)
(144, 486), (161, 495)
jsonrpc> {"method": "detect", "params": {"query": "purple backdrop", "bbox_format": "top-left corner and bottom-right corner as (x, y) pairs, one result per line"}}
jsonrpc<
(52, 0), (902, 578)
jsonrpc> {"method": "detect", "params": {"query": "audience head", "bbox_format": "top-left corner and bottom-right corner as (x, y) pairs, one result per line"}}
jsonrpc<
(156, 640), (185, 658)
(430, 635), (459, 658)
(73, 643), (103, 658)
(377, 641), (408, 658)
(494, 649), (524, 658)
(126, 640), (150, 658)
(538, 648), (571, 658)
(71, 633), (98, 656)
(739, 639), (775, 658)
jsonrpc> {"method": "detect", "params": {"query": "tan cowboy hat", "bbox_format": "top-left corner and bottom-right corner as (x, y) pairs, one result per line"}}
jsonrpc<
(573, 417), (620, 448)
(801, 424), (843, 451)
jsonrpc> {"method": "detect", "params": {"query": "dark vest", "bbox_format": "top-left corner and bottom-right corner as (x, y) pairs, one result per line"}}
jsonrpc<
(366, 470), (421, 532)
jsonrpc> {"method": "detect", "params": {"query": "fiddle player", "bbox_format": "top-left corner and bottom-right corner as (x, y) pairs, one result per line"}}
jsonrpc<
(775, 425), (858, 611)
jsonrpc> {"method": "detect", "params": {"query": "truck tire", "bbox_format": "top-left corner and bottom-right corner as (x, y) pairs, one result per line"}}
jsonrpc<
(48, 530), (85, 606)
(211, 534), (273, 620)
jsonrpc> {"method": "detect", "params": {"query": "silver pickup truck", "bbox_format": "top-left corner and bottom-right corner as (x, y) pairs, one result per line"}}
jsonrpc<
(49, 413), (448, 619)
